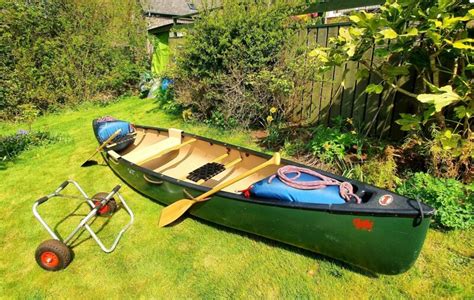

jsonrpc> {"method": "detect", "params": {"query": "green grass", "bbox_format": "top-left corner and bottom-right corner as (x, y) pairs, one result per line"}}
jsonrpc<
(0, 97), (473, 298)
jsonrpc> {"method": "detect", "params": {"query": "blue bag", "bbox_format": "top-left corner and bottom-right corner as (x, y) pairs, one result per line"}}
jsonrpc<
(249, 172), (346, 205)
(93, 119), (135, 152)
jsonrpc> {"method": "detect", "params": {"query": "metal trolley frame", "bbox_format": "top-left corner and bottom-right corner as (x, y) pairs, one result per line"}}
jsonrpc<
(33, 180), (134, 271)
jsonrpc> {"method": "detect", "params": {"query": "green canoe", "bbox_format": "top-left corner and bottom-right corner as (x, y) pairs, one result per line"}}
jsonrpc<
(94, 122), (434, 275)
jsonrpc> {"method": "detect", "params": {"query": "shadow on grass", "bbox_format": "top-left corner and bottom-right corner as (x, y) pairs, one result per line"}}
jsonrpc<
(152, 199), (378, 277)
(52, 201), (115, 250)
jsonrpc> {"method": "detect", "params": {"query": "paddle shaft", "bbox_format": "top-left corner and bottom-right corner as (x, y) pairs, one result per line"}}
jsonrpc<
(82, 129), (121, 163)
(194, 153), (281, 202)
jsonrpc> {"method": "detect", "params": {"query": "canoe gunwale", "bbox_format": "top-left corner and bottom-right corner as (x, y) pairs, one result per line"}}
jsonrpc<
(102, 124), (435, 219)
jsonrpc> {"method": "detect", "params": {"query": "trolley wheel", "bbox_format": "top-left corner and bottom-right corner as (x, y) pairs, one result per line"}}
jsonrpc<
(35, 239), (72, 271)
(92, 192), (118, 216)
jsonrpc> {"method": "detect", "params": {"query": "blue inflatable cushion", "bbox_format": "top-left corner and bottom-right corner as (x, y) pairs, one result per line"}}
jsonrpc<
(249, 172), (346, 205)
(95, 120), (135, 152)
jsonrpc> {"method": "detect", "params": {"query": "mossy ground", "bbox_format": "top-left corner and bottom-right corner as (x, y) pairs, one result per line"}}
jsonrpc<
(0, 97), (472, 298)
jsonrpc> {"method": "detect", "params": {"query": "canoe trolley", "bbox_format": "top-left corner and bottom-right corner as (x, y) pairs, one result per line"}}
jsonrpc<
(33, 180), (134, 271)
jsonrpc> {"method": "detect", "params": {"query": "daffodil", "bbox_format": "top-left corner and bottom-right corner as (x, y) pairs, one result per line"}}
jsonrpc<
(270, 107), (277, 114)
(266, 115), (274, 123)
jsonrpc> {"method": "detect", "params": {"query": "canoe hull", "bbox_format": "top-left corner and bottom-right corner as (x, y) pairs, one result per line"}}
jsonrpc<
(105, 153), (430, 275)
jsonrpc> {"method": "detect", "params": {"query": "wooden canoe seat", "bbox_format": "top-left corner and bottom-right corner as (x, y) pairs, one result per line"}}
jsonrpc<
(122, 128), (183, 164)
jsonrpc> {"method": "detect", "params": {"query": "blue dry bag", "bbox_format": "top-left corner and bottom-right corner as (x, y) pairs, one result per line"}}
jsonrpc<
(249, 172), (346, 205)
(93, 119), (135, 152)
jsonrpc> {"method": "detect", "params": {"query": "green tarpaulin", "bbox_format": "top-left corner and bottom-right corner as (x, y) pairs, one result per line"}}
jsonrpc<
(151, 32), (170, 75)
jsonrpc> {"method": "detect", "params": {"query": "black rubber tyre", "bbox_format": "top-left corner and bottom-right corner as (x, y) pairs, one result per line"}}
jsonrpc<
(92, 192), (118, 216)
(35, 239), (72, 271)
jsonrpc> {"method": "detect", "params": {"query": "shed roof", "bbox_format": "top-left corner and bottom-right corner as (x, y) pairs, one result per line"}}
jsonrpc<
(142, 0), (198, 16)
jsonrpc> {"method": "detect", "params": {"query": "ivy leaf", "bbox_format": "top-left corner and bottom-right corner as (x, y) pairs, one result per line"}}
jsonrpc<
(349, 27), (365, 36)
(380, 28), (398, 39)
(423, 106), (436, 122)
(404, 28), (418, 36)
(355, 68), (369, 80)
(442, 16), (470, 29)
(396, 114), (421, 131)
(308, 48), (329, 62)
(416, 85), (461, 112)
(374, 48), (390, 58)
(454, 106), (473, 119)
(438, 0), (455, 10)
(365, 84), (383, 94)
(427, 31), (442, 45)
(349, 15), (361, 23)
(452, 38), (474, 50)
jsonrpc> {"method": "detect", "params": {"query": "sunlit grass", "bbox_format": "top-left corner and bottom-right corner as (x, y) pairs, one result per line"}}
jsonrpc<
(0, 97), (472, 298)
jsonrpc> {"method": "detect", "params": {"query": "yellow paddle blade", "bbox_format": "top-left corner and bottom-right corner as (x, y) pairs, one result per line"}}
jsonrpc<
(158, 199), (196, 227)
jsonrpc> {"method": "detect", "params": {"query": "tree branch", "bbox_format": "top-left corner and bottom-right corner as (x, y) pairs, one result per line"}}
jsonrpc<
(358, 60), (418, 99)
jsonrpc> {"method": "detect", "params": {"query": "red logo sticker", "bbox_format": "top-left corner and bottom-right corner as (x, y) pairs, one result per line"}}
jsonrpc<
(353, 218), (374, 231)
(378, 194), (393, 206)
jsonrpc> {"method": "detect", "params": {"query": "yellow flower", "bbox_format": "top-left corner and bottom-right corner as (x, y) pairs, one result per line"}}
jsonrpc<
(266, 115), (274, 123)
(351, 130), (357, 134)
(182, 109), (193, 121)
(323, 142), (331, 150)
(346, 118), (353, 125)
(270, 107), (277, 114)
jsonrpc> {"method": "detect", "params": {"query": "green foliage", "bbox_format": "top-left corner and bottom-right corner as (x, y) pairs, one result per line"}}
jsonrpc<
(155, 85), (182, 115)
(397, 172), (473, 229)
(308, 120), (364, 163)
(15, 104), (39, 131)
(427, 128), (473, 181)
(346, 150), (401, 191)
(174, 0), (304, 128)
(0, 0), (147, 120)
(309, 0), (474, 136)
(0, 130), (64, 161)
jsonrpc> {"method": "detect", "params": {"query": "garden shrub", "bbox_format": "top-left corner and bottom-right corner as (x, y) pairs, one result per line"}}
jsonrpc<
(174, 0), (304, 128)
(0, 130), (65, 161)
(307, 0), (473, 182)
(0, 0), (147, 120)
(348, 147), (401, 191)
(397, 172), (473, 229)
(308, 119), (365, 163)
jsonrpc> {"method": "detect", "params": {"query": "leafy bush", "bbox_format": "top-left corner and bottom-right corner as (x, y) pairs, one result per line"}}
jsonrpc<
(174, 0), (304, 128)
(397, 173), (473, 229)
(308, 120), (365, 163)
(346, 148), (401, 191)
(307, 0), (473, 182)
(155, 83), (183, 115)
(0, 130), (65, 161)
(0, 0), (147, 120)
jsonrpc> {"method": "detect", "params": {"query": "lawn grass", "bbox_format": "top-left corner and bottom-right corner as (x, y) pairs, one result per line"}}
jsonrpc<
(0, 96), (473, 298)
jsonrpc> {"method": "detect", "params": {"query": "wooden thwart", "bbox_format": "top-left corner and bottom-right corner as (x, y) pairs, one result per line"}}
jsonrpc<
(121, 128), (198, 165)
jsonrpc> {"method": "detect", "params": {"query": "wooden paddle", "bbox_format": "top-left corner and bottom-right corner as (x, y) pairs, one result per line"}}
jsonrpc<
(81, 129), (121, 167)
(158, 152), (281, 227)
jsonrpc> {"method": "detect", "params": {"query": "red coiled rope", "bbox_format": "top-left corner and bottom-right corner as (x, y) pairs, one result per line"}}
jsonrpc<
(268, 165), (361, 204)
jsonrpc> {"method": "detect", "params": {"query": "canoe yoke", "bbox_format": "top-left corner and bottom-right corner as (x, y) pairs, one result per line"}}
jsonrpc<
(119, 128), (196, 165)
